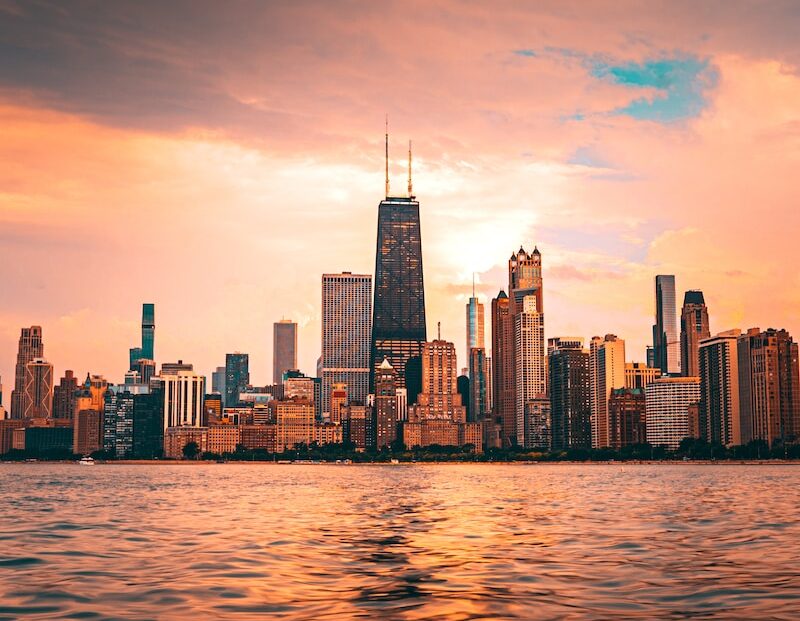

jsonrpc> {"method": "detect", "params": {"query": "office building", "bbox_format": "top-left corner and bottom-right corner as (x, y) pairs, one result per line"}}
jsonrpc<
(549, 342), (591, 450)
(370, 193), (427, 393)
(468, 348), (489, 423)
(491, 291), (514, 444)
(645, 377), (701, 450)
(321, 272), (372, 414)
(737, 328), (800, 447)
(608, 388), (647, 449)
(11, 326), (44, 419)
(273, 320), (298, 385)
(681, 291), (710, 379)
(466, 288), (485, 364)
(162, 370), (206, 430)
(653, 275), (680, 375)
(590, 335), (626, 448)
(514, 294), (546, 446)
(523, 397), (550, 449)
(374, 359), (399, 449)
(224, 352), (249, 408)
(212, 366), (226, 396)
(699, 330), (742, 446)
(52, 370), (78, 420)
(625, 362), (661, 391)
(22, 358), (53, 419)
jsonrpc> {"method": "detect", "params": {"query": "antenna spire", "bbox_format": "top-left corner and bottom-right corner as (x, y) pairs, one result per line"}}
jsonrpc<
(437, 321), (441, 341)
(472, 273), (475, 298)
(384, 114), (389, 198)
(408, 140), (413, 197)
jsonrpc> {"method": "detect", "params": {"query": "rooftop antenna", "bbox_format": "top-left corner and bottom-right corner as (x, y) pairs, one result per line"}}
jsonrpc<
(385, 114), (390, 198)
(437, 321), (441, 341)
(472, 273), (476, 298)
(408, 140), (413, 198)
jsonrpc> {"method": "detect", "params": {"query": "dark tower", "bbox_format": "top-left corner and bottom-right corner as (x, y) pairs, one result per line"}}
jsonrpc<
(370, 127), (426, 392)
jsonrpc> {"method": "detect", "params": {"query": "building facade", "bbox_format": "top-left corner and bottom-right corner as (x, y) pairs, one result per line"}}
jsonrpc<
(608, 388), (647, 449)
(644, 377), (701, 450)
(11, 326), (44, 419)
(699, 330), (741, 446)
(23, 358), (53, 419)
(590, 335), (626, 448)
(273, 320), (298, 384)
(680, 290), (710, 379)
(370, 196), (427, 393)
(549, 343), (591, 451)
(491, 291), (515, 445)
(653, 275), (680, 375)
(162, 370), (206, 429)
(321, 272), (372, 415)
(224, 352), (250, 408)
(514, 294), (546, 447)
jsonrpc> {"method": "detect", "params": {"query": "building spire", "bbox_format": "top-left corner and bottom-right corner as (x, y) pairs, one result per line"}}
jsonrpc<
(408, 139), (413, 198)
(472, 272), (476, 298)
(437, 321), (441, 341)
(385, 114), (390, 198)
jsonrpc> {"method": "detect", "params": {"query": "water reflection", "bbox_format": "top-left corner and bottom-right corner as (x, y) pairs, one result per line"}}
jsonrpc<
(1, 464), (800, 619)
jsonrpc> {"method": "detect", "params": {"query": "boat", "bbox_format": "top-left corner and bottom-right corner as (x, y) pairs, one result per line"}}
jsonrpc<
(390, 459), (400, 464)
(77, 456), (96, 466)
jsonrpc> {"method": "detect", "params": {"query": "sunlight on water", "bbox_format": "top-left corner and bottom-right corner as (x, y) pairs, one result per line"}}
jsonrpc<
(1, 464), (799, 619)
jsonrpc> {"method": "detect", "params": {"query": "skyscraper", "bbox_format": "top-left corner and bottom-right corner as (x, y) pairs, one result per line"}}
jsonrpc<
(321, 272), (372, 415)
(224, 352), (249, 408)
(468, 348), (489, 423)
(491, 291), (515, 445)
(273, 320), (298, 384)
(699, 330), (741, 446)
(466, 286), (485, 367)
(129, 303), (155, 370)
(373, 359), (399, 449)
(23, 358), (54, 419)
(508, 246), (545, 446)
(549, 340), (591, 451)
(653, 275), (680, 375)
(11, 326), (44, 419)
(371, 193), (427, 393)
(608, 388), (647, 449)
(211, 366), (226, 396)
(514, 294), (546, 447)
(590, 334), (626, 448)
(737, 328), (800, 447)
(680, 290), (710, 379)
(53, 370), (78, 420)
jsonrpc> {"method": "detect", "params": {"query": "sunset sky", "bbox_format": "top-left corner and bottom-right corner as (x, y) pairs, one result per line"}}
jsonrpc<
(1, 1), (799, 388)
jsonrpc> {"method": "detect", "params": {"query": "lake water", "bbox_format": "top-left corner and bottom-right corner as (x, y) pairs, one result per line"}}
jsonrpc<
(1, 463), (799, 619)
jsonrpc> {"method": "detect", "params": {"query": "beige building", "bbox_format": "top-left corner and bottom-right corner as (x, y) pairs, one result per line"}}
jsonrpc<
(164, 426), (208, 458)
(514, 295), (546, 447)
(625, 362), (661, 391)
(23, 358), (53, 419)
(645, 377), (701, 450)
(207, 425), (241, 454)
(162, 370), (206, 429)
(270, 399), (315, 452)
(590, 335), (626, 448)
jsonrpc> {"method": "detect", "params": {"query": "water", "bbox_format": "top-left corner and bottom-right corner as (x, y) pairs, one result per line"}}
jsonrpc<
(1, 463), (799, 620)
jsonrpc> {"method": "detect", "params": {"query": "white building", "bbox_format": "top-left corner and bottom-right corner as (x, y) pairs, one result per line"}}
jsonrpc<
(514, 294), (546, 446)
(321, 272), (372, 414)
(162, 370), (206, 429)
(645, 377), (701, 450)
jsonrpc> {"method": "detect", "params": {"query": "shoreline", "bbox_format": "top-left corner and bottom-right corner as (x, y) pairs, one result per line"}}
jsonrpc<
(4, 459), (800, 466)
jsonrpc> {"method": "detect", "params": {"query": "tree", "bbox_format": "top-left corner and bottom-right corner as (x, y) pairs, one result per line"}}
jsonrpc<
(182, 441), (200, 460)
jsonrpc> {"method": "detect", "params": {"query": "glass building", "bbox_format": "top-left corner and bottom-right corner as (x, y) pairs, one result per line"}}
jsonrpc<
(370, 196), (427, 392)
(225, 353), (250, 408)
(653, 275), (680, 375)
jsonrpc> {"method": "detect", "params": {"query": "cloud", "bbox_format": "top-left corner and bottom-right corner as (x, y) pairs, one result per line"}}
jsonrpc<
(590, 56), (719, 121)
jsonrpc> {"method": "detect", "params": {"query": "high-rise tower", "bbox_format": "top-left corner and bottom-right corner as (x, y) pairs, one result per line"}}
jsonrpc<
(680, 290), (710, 378)
(273, 320), (298, 384)
(11, 326), (44, 419)
(491, 291), (514, 445)
(653, 275), (680, 375)
(129, 303), (155, 370)
(466, 279), (485, 365)
(321, 272), (372, 414)
(370, 136), (426, 392)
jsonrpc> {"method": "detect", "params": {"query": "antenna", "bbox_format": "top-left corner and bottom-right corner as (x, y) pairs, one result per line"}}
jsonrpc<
(385, 114), (390, 198)
(437, 321), (441, 341)
(408, 140), (413, 197)
(472, 273), (476, 298)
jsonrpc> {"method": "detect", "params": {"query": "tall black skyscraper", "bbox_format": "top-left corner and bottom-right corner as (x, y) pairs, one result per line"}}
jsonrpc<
(370, 194), (427, 392)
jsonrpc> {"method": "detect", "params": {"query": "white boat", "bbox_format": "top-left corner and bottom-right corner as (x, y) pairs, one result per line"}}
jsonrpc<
(77, 456), (96, 466)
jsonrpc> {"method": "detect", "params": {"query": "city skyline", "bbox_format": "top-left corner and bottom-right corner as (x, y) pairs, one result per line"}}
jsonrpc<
(1, 2), (800, 396)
